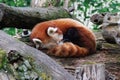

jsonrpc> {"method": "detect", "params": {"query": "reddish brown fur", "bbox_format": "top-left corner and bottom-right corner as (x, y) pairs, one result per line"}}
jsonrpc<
(48, 42), (89, 57)
(30, 18), (96, 57)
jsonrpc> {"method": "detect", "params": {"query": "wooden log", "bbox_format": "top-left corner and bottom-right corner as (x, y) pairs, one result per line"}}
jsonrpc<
(74, 64), (105, 80)
(74, 63), (116, 80)
(0, 3), (72, 29)
(0, 30), (75, 80)
(91, 13), (120, 44)
(0, 71), (10, 80)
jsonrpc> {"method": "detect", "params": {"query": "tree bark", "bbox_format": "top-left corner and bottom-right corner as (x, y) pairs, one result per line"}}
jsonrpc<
(63, 0), (70, 9)
(0, 30), (75, 80)
(74, 64), (105, 80)
(0, 3), (72, 29)
(74, 63), (115, 80)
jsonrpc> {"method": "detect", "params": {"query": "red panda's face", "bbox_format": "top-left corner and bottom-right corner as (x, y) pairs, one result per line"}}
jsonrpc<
(31, 26), (63, 49)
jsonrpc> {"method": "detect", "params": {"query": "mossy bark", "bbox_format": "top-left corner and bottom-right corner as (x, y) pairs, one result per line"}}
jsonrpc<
(0, 49), (52, 80)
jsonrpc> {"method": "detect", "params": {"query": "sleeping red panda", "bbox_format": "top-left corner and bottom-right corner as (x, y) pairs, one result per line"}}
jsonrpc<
(30, 18), (96, 57)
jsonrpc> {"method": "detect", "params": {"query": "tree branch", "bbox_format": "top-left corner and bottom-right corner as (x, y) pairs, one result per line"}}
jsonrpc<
(0, 3), (72, 29)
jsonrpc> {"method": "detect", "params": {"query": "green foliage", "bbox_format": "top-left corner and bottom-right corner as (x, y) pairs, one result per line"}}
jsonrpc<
(0, 49), (7, 69)
(3, 28), (22, 36)
(92, 24), (99, 30)
(0, 0), (31, 36)
(73, 0), (120, 29)
(1, 0), (120, 34)
(79, 0), (119, 15)
(0, 0), (31, 7)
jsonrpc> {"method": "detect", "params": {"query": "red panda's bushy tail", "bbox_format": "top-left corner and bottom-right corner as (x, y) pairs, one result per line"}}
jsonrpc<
(47, 42), (89, 57)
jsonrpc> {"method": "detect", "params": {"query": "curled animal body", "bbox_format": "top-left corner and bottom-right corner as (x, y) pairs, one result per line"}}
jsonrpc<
(30, 18), (96, 57)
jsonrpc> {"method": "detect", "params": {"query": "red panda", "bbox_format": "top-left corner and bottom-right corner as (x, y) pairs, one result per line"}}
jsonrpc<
(30, 18), (96, 57)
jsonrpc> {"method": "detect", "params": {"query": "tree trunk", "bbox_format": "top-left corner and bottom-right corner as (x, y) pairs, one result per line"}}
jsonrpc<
(63, 0), (70, 9)
(74, 63), (115, 80)
(74, 64), (105, 80)
(0, 30), (75, 80)
(0, 3), (72, 29)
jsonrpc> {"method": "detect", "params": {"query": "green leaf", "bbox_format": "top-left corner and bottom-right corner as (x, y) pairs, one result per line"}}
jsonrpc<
(91, 9), (98, 14)
(111, 8), (120, 13)
(94, 3), (102, 7)
(0, 49), (7, 69)
(85, 16), (90, 18)
(3, 28), (16, 36)
(98, 7), (109, 13)
(78, 4), (84, 11)
(9, 1), (16, 6)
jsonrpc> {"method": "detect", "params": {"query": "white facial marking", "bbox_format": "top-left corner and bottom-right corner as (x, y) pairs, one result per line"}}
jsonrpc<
(53, 33), (63, 41)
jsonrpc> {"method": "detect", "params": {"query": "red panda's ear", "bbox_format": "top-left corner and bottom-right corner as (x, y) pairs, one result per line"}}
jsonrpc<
(47, 27), (58, 37)
(32, 38), (42, 49)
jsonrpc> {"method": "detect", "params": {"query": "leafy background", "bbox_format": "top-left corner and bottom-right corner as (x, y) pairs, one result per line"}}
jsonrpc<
(0, 0), (31, 36)
(72, 0), (120, 29)
(0, 0), (120, 35)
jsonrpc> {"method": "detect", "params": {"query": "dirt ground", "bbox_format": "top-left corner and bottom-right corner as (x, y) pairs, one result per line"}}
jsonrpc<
(52, 49), (120, 80)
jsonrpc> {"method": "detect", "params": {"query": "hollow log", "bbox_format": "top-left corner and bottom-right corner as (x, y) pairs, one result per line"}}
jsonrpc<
(0, 3), (72, 29)
(0, 30), (75, 80)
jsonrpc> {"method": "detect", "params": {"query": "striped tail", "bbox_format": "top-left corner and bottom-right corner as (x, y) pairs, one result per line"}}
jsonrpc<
(47, 42), (89, 57)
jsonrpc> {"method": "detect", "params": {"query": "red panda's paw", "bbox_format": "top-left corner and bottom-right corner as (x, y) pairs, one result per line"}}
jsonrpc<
(47, 42), (89, 57)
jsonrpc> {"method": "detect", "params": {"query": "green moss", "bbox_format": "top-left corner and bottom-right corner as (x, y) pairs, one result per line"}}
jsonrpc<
(82, 61), (96, 65)
(103, 43), (120, 49)
(0, 49), (7, 69)
(0, 49), (52, 80)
